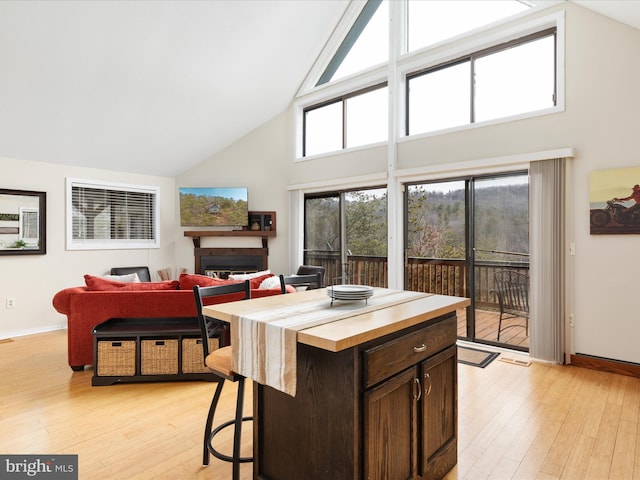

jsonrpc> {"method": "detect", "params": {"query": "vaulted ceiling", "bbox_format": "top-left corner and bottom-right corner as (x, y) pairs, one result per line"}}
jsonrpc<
(0, 0), (348, 177)
(0, 1), (637, 178)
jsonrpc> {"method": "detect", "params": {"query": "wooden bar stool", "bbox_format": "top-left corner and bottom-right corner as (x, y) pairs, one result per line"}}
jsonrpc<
(193, 281), (253, 480)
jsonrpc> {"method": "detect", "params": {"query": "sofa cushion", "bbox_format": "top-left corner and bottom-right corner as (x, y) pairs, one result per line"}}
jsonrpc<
(249, 273), (276, 290)
(178, 273), (240, 291)
(258, 275), (281, 289)
(84, 275), (179, 291)
(110, 266), (151, 282)
(100, 272), (141, 283)
(228, 269), (271, 281)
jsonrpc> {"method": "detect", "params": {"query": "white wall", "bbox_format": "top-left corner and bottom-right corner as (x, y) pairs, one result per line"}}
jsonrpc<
(174, 109), (293, 276)
(174, 3), (640, 365)
(0, 156), (178, 338)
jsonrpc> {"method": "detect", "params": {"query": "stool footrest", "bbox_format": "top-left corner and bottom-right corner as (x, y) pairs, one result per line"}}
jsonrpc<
(207, 416), (254, 463)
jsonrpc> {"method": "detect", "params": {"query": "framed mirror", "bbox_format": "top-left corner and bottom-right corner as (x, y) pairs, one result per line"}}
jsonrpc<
(0, 189), (46, 255)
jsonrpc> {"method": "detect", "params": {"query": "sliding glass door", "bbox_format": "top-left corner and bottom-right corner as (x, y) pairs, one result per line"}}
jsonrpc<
(472, 175), (529, 350)
(405, 172), (529, 351)
(304, 187), (388, 287)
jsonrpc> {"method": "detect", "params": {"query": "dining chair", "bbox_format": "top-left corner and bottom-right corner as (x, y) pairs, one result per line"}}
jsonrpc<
(279, 272), (323, 294)
(109, 266), (151, 282)
(492, 270), (529, 341)
(193, 280), (252, 479)
(295, 264), (325, 287)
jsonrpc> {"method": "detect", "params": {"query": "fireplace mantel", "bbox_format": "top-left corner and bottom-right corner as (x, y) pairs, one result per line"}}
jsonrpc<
(184, 211), (276, 248)
(184, 211), (276, 276)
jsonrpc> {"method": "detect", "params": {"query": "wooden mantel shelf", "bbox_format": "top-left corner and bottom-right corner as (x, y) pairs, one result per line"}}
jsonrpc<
(184, 211), (276, 248)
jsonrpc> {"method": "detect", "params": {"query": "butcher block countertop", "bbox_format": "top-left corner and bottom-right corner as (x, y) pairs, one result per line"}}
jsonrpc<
(202, 287), (470, 352)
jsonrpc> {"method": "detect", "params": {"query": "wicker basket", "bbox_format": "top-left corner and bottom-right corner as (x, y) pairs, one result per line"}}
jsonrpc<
(97, 340), (136, 376)
(182, 337), (219, 373)
(141, 339), (179, 375)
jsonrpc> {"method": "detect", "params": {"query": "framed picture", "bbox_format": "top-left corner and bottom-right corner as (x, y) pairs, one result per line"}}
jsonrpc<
(179, 187), (248, 227)
(0, 188), (46, 254)
(590, 166), (640, 234)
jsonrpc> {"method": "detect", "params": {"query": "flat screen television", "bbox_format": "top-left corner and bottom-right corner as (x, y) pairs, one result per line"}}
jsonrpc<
(179, 187), (249, 227)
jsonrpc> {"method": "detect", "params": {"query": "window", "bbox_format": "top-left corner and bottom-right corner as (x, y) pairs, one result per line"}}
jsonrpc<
(407, 29), (556, 136)
(66, 178), (159, 250)
(407, 0), (530, 52)
(298, 1), (562, 160)
(407, 61), (471, 134)
(304, 187), (388, 286)
(19, 208), (39, 246)
(317, 0), (388, 86)
(474, 34), (556, 122)
(303, 84), (388, 157)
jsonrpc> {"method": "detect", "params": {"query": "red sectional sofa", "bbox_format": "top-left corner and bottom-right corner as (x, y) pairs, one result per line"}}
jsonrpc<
(52, 273), (287, 371)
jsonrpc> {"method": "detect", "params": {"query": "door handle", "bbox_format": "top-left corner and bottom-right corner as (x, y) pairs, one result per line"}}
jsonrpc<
(413, 377), (422, 401)
(424, 372), (432, 396)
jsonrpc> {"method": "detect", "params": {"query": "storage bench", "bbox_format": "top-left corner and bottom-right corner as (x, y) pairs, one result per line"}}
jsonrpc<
(92, 317), (218, 386)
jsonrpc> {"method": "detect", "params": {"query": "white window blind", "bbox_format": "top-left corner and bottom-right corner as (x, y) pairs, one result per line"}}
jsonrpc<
(529, 158), (565, 363)
(19, 208), (39, 246)
(66, 178), (160, 250)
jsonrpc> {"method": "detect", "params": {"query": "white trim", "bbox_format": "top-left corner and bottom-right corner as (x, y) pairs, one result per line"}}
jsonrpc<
(287, 190), (305, 274)
(393, 148), (575, 182)
(297, 0), (368, 95)
(65, 177), (161, 251)
(286, 172), (388, 193)
(295, 139), (387, 164)
(564, 157), (575, 364)
(397, 10), (564, 77)
(3, 323), (67, 340)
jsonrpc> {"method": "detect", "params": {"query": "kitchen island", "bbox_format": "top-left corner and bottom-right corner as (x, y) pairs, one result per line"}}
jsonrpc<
(203, 287), (470, 480)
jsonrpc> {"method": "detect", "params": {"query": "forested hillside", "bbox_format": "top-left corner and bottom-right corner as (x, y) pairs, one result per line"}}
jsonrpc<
(179, 193), (248, 227)
(306, 183), (528, 262)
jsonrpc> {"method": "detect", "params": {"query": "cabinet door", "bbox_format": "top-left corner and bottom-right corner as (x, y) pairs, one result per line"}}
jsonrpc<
(420, 346), (457, 479)
(364, 366), (419, 480)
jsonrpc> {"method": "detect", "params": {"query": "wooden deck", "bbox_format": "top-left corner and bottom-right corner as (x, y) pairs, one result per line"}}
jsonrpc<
(456, 308), (529, 349)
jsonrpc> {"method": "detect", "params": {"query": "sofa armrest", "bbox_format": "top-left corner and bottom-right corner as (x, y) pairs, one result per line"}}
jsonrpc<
(52, 286), (89, 316)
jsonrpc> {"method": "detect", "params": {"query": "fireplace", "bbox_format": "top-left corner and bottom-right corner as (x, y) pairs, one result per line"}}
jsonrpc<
(195, 247), (268, 278)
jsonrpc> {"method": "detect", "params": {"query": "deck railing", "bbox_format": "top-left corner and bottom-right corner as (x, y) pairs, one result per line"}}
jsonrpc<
(304, 251), (529, 310)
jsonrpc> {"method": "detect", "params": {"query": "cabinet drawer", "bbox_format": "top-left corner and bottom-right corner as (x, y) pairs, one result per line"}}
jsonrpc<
(363, 315), (456, 388)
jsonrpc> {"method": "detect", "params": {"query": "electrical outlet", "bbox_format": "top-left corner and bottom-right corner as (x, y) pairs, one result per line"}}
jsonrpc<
(6, 297), (16, 309)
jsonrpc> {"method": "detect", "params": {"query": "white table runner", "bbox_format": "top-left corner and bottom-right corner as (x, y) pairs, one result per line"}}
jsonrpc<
(230, 288), (427, 397)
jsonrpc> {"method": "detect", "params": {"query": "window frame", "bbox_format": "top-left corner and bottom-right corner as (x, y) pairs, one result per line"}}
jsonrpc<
(304, 185), (389, 285)
(405, 27), (557, 136)
(302, 81), (388, 158)
(66, 177), (160, 251)
(19, 207), (40, 246)
(295, 6), (565, 161)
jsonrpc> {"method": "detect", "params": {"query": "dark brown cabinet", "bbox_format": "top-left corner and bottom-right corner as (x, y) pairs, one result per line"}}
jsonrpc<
(364, 365), (419, 480)
(363, 320), (457, 480)
(420, 345), (457, 479)
(255, 312), (457, 480)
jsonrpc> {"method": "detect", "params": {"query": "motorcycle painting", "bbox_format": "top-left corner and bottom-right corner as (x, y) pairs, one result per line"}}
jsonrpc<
(590, 167), (640, 234)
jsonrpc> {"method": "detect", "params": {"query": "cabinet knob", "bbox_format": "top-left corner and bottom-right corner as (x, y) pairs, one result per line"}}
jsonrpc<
(413, 377), (422, 401)
(413, 344), (427, 353)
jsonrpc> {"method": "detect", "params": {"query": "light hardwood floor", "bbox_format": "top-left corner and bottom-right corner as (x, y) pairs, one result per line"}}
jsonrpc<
(1, 330), (639, 479)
